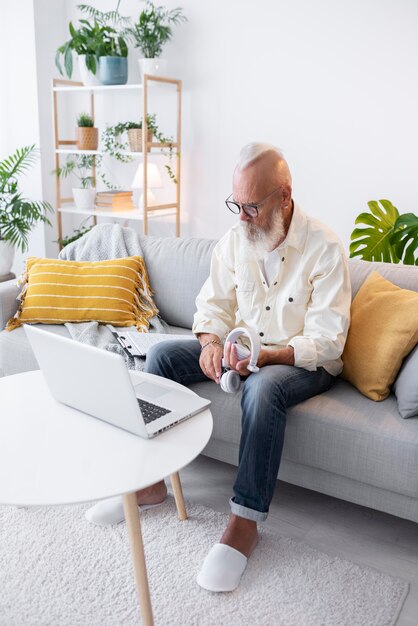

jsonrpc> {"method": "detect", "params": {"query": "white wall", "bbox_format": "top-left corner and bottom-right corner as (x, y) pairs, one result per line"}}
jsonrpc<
(0, 0), (45, 275)
(162, 0), (418, 249)
(3, 0), (418, 265)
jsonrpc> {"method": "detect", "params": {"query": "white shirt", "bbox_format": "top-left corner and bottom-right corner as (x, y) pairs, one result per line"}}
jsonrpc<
(192, 202), (352, 376)
(263, 248), (282, 287)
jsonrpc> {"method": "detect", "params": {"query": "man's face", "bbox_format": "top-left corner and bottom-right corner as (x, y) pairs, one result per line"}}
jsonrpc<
(232, 164), (290, 254)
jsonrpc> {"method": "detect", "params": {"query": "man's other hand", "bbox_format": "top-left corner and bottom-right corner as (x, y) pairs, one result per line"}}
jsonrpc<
(198, 335), (224, 383)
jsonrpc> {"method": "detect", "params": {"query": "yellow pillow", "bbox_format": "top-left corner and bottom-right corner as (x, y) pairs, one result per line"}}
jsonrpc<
(341, 271), (418, 401)
(7, 256), (157, 332)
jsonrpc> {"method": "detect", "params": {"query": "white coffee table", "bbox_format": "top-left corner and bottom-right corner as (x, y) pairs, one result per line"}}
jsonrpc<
(0, 369), (213, 626)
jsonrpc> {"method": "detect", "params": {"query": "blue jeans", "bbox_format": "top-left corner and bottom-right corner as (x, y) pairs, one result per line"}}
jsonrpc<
(144, 339), (335, 522)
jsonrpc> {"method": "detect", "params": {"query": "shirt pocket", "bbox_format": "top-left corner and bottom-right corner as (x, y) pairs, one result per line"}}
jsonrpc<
(283, 287), (312, 334)
(236, 280), (255, 319)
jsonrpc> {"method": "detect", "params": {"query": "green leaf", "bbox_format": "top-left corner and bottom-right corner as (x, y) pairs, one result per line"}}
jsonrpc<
(64, 43), (73, 78)
(349, 199), (400, 263)
(69, 21), (77, 38)
(390, 212), (418, 266)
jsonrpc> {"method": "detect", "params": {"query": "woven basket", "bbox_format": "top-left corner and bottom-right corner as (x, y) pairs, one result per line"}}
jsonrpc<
(128, 129), (153, 152)
(76, 127), (98, 151)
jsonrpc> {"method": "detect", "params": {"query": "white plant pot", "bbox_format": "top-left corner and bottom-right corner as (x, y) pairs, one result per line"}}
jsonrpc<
(138, 58), (167, 81)
(78, 55), (100, 86)
(73, 187), (96, 211)
(0, 240), (15, 275)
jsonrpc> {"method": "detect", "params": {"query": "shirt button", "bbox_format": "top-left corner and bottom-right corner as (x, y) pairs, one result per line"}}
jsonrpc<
(262, 281), (266, 285)
(273, 282), (277, 286)
(266, 306), (271, 311)
(235, 284), (238, 288)
(289, 297), (293, 302)
(259, 332), (264, 337)
(281, 257), (285, 262)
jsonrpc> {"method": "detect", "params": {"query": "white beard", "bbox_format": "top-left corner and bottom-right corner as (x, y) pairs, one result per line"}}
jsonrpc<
(240, 209), (286, 257)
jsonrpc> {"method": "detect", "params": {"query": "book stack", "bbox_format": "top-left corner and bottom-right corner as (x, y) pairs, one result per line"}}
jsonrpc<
(95, 191), (135, 212)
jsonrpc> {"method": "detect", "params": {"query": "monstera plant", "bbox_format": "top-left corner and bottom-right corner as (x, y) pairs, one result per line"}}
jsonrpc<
(350, 199), (418, 265)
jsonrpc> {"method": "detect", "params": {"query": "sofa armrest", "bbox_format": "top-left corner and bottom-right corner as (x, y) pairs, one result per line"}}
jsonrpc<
(0, 280), (20, 330)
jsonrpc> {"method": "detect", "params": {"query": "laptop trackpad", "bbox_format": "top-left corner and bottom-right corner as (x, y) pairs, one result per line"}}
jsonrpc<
(134, 381), (172, 400)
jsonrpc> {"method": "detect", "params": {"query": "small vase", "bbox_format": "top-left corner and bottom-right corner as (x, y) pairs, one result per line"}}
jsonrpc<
(99, 57), (128, 85)
(76, 127), (98, 151)
(128, 129), (153, 152)
(0, 240), (15, 275)
(72, 187), (96, 211)
(138, 58), (167, 81)
(78, 55), (100, 86)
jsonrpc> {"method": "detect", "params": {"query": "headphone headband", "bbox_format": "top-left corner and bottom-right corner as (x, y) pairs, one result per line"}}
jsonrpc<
(224, 326), (260, 373)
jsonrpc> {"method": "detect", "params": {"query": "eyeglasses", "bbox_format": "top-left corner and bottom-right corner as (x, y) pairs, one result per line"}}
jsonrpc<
(225, 187), (282, 218)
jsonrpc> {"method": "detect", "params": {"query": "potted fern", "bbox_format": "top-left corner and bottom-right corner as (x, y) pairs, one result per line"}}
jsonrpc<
(128, 1), (187, 79)
(350, 199), (418, 265)
(76, 112), (99, 151)
(0, 146), (52, 274)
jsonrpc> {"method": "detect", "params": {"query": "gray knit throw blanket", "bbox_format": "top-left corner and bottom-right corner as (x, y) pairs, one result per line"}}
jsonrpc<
(58, 223), (169, 371)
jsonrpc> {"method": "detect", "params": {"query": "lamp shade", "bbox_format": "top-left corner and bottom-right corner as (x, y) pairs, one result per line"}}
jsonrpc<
(131, 162), (163, 190)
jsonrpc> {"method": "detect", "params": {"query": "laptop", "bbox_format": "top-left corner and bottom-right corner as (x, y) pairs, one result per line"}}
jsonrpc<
(24, 324), (211, 439)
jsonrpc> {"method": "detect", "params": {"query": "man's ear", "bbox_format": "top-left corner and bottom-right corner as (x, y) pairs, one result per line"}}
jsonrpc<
(282, 186), (292, 207)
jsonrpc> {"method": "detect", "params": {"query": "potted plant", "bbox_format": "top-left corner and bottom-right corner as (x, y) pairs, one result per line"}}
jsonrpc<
(76, 112), (99, 151)
(55, 19), (108, 86)
(128, 1), (187, 79)
(350, 199), (418, 265)
(102, 114), (177, 182)
(0, 145), (52, 274)
(78, 3), (131, 85)
(125, 117), (156, 152)
(55, 154), (98, 211)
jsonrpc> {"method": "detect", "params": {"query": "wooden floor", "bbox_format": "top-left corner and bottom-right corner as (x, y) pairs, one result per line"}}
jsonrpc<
(174, 455), (418, 626)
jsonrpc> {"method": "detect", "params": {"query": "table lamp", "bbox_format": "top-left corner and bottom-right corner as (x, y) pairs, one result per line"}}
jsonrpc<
(131, 162), (163, 209)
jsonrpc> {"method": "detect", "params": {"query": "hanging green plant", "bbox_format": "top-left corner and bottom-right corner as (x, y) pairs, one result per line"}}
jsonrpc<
(56, 222), (94, 248)
(350, 199), (418, 265)
(102, 114), (178, 184)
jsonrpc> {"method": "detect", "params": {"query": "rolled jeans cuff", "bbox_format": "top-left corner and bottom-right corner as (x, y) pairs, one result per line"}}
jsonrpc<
(229, 497), (268, 522)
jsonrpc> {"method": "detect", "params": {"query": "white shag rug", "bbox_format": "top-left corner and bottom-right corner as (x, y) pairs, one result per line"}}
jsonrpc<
(0, 498), (409, 626)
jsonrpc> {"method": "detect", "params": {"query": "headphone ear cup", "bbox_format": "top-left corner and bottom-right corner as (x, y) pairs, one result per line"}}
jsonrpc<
(220, 370), (241, 394)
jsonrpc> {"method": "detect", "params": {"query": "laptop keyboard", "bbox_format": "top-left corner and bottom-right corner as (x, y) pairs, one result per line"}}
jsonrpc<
(137, 398), (171, 424)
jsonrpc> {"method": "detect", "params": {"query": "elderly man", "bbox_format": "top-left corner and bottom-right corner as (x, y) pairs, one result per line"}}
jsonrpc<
(86, 143), (351, 592)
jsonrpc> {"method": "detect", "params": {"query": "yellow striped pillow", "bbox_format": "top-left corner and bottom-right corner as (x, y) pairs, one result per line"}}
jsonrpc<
(7, 256), (158, 331)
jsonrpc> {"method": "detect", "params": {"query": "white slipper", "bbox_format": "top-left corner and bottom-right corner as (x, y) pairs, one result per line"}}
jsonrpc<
(197, 543), (248, 592)
(85, 496), (164, 527)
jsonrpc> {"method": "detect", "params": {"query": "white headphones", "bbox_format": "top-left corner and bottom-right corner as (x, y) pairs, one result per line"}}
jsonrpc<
(220, 327), (261, 394)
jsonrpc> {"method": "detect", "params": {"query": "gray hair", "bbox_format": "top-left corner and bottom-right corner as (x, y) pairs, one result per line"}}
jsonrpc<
(236, 142), (284, 170)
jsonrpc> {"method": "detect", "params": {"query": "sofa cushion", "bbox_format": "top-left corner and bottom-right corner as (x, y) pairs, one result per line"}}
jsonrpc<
(187, 377), (418, 499)
(341, 271), (418, 401)
(0, 324), (71, 377)
(139, 236), (216, 329)
(0, 324), (192, 378)
(348, 257), (418, 296)
(392, 344), (418, 418)
(7, 256), (157, 331)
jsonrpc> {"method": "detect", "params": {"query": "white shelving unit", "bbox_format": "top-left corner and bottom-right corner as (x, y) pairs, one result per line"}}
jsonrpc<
(52, 77), (182, 249)
(57, 205), (176, 221)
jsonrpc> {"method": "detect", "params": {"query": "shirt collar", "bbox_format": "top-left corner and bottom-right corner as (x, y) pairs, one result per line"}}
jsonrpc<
(277, 200), (307, 253)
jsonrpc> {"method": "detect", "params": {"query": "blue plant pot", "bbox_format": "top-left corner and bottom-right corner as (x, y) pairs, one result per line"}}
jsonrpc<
(99, 57), (128, 85)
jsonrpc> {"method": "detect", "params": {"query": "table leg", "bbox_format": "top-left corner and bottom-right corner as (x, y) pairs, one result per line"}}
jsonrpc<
(123, 493), (154, 626)
(170, 472), (188, 521)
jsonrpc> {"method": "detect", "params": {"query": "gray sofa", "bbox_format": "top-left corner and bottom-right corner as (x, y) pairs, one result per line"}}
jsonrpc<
(1, 235), (418, 523)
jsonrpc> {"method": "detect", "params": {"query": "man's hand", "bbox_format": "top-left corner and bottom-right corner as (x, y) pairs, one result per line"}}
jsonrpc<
(198, 333), (224, 383)
(224, 342), (252, 377)
(224, 343), (295, 374)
